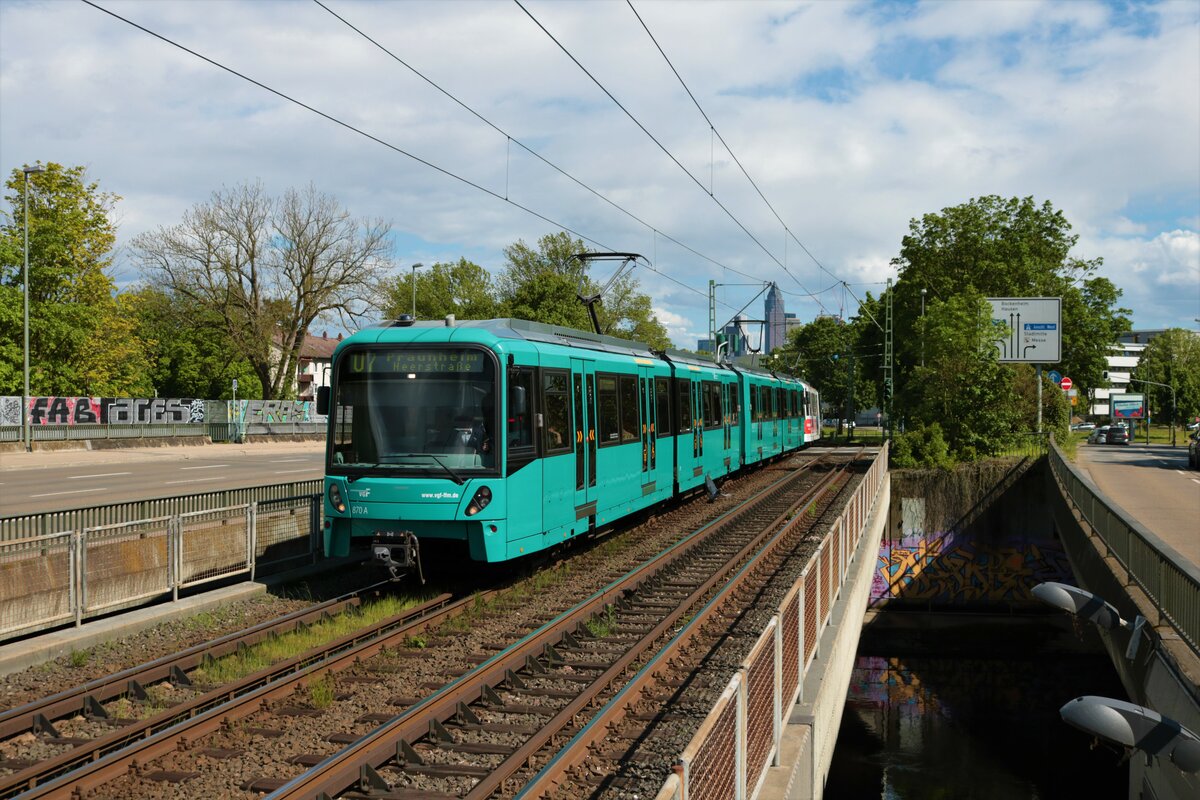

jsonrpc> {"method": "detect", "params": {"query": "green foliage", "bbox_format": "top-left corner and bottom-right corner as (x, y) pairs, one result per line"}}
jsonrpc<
(890, 423), (954, 469)
(888, 195), (1129, 408)
(1132, 329), (1200, 426)
(497, 232), (671, 350)
(384, 258), (500, 321)
(908, 290), (1020, 459)
(0, 162), (152, 395)
(128, 286), (261, 399)
(773, 311), (876, 426)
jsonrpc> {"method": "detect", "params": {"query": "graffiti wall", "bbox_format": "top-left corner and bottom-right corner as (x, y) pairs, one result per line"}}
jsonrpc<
(0, 397), (206, 425)
(871, 461), (1073, 609)
(233, 400), (324, 424)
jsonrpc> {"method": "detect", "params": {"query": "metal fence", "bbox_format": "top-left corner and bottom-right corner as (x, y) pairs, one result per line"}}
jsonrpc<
(1048, 439), (1200, 657)
(662, 443), (890, 800)
(1, 479), (323, 541)
(0, 424), (210, 443)
(0, 495), (321, 642)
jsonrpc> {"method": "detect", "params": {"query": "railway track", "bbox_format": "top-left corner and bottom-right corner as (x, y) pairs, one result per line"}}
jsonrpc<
(1, 450), (867, 799)
(0, 587), (469, 799)
(266, 453), (859, 800)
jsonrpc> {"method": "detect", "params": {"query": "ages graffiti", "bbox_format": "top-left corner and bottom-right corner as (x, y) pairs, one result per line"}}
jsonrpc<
(1, 397), (206, 425)
(871, 530), (1072, 607)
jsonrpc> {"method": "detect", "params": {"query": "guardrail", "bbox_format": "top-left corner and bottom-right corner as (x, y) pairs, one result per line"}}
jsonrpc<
(1, 422), (326, 444)
(657, 443), (889, 800)
(0, 495), (321, 642)
(1, 480), (323, 541)
(1048, 438), (1199, 658)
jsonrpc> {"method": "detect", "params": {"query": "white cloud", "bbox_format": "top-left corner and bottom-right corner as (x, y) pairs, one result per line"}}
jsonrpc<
(1, 0), (1197, 346)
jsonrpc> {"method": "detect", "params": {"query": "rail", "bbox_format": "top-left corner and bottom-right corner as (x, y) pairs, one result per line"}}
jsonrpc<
(1048, 438), (1200, 658)
(637, 443), (889, 800)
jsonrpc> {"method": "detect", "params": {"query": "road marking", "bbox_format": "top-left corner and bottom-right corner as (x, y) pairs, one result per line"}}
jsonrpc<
(273, 468), (321, 475)
(67, 472), (132, 480)
(270, 458), (310, 463)
(1193, 479), (1200, 486)
(1179, 471), (1188, 476)
(179, 464), (229, 470)
(165, 477), (224, 485)
(30, 487), (108, 498)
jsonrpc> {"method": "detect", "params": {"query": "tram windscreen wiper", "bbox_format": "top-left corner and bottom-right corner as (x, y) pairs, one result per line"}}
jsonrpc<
(417, 453), (465, 485)
(379, 453), (465, 486)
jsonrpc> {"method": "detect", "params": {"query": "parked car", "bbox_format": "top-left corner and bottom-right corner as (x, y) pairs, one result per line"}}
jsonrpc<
(1071, 422), (1096, 431)
(1088, 426), (1110, 444)
(1189, 431), (1200, 469)
(1105, 425), (1130, 445)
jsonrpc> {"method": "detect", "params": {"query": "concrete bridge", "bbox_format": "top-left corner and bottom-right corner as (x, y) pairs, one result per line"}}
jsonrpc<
(753, 439), (1199, 800)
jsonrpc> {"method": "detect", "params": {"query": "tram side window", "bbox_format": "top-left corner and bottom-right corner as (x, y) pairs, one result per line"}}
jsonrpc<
(508, 368), (536, 449)
(728, 382), (738, 425)
(619, 376), (639, 442)
(655, 377), (670, 438)
(676, 378), (692, 433)
(542, 370), (571, 454)
(703, 381), (721, 429)
(598, 375), (620, 445)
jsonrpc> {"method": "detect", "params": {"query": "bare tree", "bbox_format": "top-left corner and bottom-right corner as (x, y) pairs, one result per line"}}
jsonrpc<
(133, 182), (392, 399)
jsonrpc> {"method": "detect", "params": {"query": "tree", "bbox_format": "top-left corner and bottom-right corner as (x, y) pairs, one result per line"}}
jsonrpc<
(889, 196), (1129, 408)
(0, 162), (152, 396)
(1132, 329), (1200, 429)
(128, 286), (260, 399)
(909, 290), (1020, 459)
(497, 232), (670, 350)
(133, 182), (392, 400)
(381, 258), (500, 321)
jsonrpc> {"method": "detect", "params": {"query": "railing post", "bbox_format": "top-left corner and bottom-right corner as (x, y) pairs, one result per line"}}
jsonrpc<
(171, 516), (180, 602)
(71, 530), (82, 627)
(248, 501), (258, 581)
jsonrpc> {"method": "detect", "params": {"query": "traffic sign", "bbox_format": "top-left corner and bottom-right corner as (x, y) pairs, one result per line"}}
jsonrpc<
(1060, 377), (1073, 391)
(1048, 370), (1062, 384)
(989, 297), (1061, 363)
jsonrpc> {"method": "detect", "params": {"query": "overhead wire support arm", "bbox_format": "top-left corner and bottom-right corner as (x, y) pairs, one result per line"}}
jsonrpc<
(573, 252), (645, 336)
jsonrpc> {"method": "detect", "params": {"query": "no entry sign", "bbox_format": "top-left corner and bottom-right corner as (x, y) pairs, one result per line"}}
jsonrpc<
(1060, 377), (1073, 391)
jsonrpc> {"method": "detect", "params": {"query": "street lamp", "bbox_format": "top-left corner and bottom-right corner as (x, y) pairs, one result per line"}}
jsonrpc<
(410, 262), (426, 319)
(22, 164), (45, 453)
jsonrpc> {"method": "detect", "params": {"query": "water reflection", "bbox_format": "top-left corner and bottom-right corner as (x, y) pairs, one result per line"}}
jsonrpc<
(827, 653), (1128, 799)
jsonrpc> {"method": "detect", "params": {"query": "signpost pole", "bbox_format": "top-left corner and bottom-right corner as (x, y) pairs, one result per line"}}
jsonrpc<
(1037, 365), (1042, 434)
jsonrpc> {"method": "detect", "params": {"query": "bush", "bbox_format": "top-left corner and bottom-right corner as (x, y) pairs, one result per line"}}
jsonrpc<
(891, 423), (955, 469)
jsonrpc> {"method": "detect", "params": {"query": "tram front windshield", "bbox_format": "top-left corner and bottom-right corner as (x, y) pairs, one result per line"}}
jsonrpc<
(329, 347), (498, 475)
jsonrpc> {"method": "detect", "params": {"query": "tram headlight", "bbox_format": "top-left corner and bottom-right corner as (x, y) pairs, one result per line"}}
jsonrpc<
(465, 486), (492, 516)
(328, 482), (347, 513)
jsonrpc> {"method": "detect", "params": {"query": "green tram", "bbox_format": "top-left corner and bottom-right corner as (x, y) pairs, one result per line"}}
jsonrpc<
(316, 318), (822, 579)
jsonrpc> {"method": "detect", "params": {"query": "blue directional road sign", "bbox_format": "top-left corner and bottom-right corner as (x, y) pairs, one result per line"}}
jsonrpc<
(989, 297), (1061, 364)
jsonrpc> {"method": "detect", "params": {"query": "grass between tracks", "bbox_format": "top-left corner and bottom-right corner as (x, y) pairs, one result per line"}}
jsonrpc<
(190, 594), (432, 686)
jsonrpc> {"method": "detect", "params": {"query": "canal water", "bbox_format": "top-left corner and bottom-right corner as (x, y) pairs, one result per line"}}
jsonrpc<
(825, 616), (1130, 799)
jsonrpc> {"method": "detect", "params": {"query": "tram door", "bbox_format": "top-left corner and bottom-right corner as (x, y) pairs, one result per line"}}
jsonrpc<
(638, 365), (655, 490)
(572, 358), (597, 522)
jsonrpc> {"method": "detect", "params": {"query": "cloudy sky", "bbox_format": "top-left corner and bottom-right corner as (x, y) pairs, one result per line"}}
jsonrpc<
(2, 0), (1197, 348)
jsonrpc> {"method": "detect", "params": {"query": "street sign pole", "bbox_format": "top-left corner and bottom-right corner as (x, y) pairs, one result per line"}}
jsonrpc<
(1037, 365), (1042, 434)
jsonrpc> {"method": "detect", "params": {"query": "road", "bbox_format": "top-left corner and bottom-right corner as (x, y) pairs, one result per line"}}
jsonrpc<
(1075, 440), (1200, 566)
(0, 442), (325, 516)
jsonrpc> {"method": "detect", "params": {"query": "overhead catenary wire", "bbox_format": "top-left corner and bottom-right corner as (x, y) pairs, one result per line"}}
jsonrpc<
(313, 0), (765, 291)
(625, 1), (889, 328)
(515, 0), (831, 316)
(81, 0), (740, 316)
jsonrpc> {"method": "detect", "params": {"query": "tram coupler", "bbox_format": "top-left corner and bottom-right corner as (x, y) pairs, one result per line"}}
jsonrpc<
(370, 531), (425, 584)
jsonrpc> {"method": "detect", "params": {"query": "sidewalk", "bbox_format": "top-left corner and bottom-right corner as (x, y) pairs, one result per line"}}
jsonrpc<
(0, 438), (325, 472)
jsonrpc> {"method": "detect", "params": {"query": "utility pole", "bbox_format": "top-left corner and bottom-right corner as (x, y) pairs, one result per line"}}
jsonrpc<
(884, 278), (893, 440)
